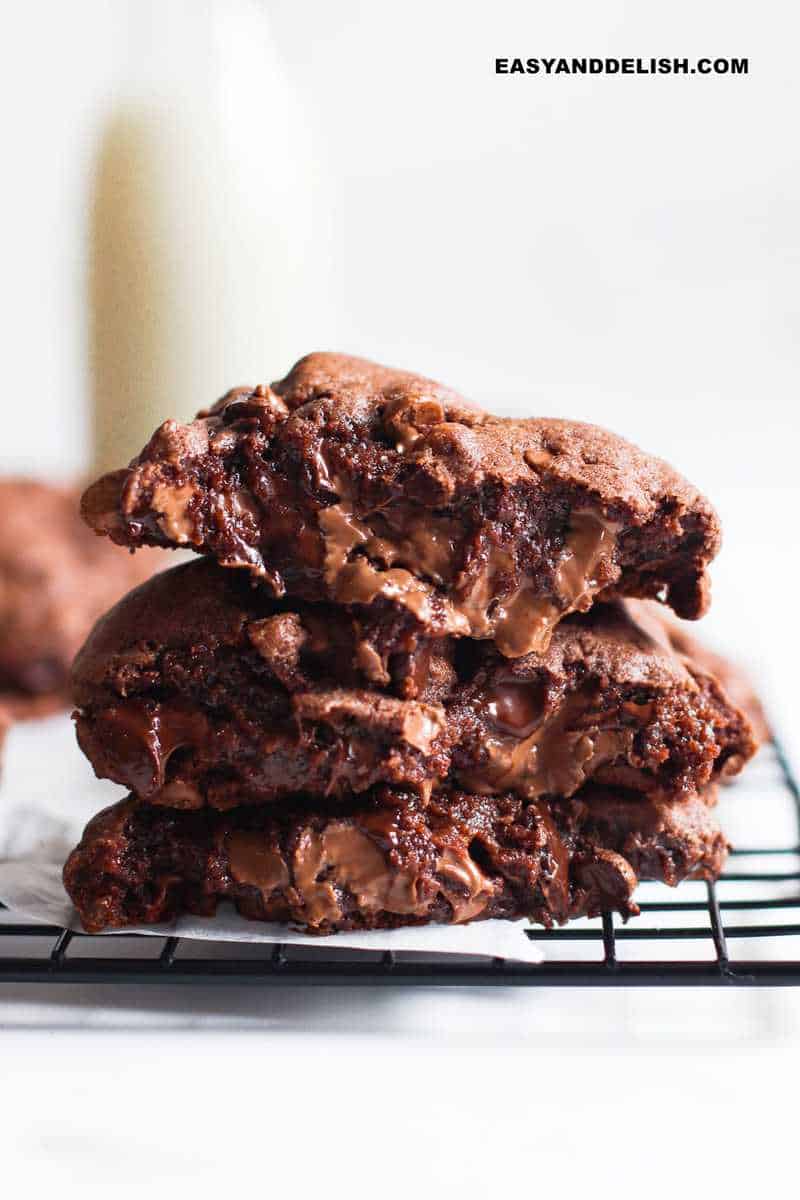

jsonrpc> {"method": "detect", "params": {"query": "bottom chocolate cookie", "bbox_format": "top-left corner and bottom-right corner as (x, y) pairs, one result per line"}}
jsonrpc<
(63, 786), (727, 934)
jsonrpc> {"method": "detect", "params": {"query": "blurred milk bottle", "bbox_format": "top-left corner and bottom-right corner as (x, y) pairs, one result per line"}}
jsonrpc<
(90, 0), (329, 472)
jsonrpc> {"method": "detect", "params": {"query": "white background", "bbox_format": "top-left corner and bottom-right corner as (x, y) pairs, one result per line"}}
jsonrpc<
(1, 1), (798, 1194)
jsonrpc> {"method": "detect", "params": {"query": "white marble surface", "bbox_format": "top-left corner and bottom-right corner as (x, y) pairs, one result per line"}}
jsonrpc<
(2, 996), (799, 1198)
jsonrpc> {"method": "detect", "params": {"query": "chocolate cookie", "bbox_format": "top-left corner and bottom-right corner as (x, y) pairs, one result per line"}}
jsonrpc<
(0, 479), (159, 714)
(81, 353), (721, 658)
(71, 559), (755, 810)
(63, 784), (727, 934)
(659, 619), (769, 744)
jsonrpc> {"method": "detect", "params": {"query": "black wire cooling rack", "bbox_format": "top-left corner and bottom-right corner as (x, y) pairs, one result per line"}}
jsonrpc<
(1, 738), (799, 988)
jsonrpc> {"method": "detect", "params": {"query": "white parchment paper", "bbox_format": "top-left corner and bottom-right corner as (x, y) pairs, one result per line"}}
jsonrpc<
(0, 714), (543, 962)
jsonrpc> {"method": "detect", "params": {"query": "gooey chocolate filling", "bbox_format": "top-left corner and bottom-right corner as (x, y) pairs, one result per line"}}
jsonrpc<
(62, 785), (728, 934)
(71, 560), (756, 813)
(74, 663), (732, 813)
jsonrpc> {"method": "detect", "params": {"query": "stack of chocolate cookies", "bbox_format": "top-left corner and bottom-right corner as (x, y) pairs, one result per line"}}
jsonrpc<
(63, 354), (758, 935)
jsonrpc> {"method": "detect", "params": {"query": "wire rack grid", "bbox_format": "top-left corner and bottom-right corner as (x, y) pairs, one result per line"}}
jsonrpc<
(1, 739), (799, 988)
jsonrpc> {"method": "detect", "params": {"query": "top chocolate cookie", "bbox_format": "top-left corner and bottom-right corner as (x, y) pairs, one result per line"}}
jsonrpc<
(82, 353), (721, 657)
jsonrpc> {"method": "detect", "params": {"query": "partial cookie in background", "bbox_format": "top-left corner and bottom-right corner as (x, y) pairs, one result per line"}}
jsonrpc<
(71, 558), (755, 811)
(81, 352), (721, 658)
(0, 702), (9, 766)
(0, 479), (160, 718)
(62, 783), (728, 934)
